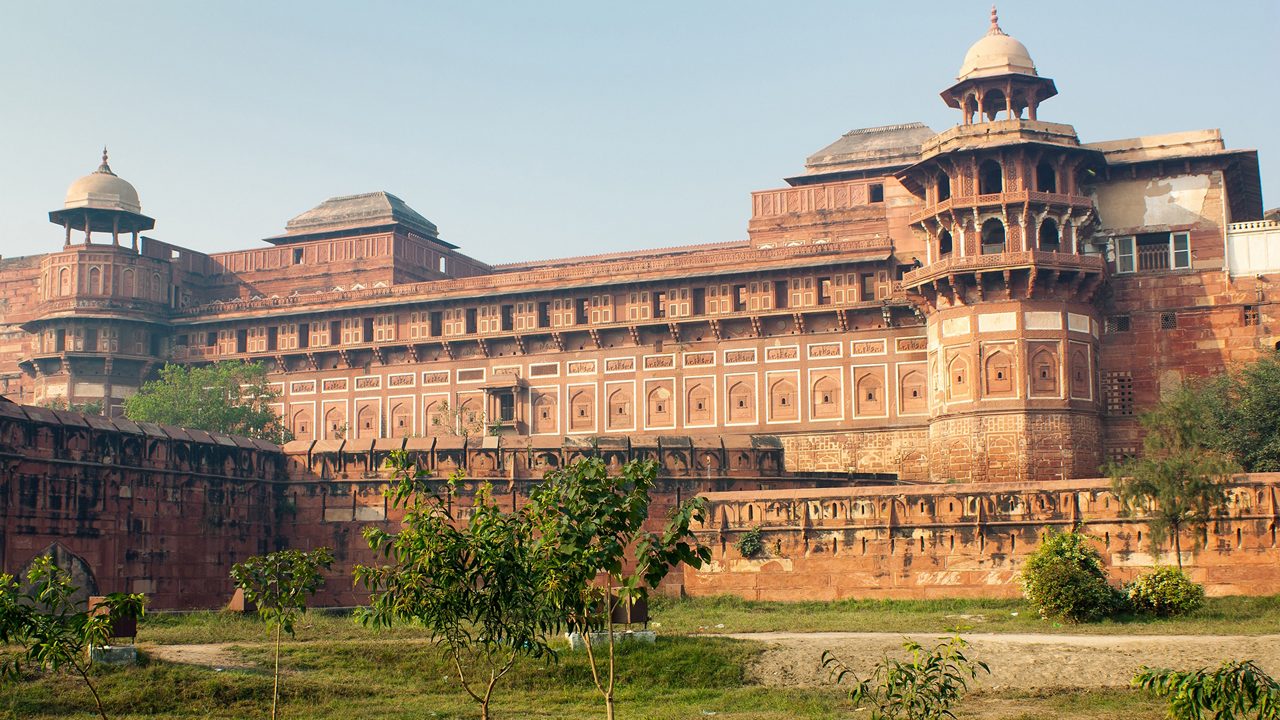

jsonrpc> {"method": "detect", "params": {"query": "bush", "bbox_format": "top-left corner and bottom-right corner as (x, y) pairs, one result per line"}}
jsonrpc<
(822, 634), (989, 720)
(1020, 529), (1118, 623)
(1135, 660), (1280, 719)
(735, 527), (764, 558)
(1126, 566), (1205, 617)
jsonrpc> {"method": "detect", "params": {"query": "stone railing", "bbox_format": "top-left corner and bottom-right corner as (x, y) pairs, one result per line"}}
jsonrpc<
(901, 250), (1104, 286)
(908, 191), (1094, 225)
(750, 181), (875, 219)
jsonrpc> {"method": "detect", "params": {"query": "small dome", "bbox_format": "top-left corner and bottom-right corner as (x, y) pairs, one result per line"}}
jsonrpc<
(957, 7), (1037, 81)
(63, 148), (142, 214)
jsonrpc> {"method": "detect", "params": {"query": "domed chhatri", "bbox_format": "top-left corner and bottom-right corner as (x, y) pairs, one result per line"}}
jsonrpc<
(957, 6), (1037, 81)
(940, 6), (1058, 124)
(63, 147), (143, 214)
(49, 147), (155, 246)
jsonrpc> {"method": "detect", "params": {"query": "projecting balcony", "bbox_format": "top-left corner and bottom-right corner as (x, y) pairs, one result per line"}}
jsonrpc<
(908, 190), (1094, 226)
(902, 250), (1105, 306)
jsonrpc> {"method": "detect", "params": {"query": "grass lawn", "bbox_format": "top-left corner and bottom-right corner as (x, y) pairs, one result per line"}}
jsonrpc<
(650, 593), (1280, 635)
(0, 635), (1171, 720)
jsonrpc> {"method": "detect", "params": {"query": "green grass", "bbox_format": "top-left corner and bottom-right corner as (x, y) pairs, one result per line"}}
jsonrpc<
(0, 635), (1176, 719)
(649, 594), (1280, 635)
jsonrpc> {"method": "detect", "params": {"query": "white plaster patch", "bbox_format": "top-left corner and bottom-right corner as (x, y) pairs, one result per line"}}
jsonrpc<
(941, 316), (971, 338)
(1143, 175), (1211, 226)
(1023, 311), (1063, 330)
(977, 312), (1016, 333)
(1067, 313), (1091, 334)
(73, 382), (105, 397)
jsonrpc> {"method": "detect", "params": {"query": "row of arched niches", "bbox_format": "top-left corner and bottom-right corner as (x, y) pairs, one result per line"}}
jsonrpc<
(902, 142), (1102, 264)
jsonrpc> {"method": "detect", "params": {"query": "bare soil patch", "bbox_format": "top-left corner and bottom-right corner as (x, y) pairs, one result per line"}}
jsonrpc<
(726, 631), (1280, 690)
(142, 642), (257, 670)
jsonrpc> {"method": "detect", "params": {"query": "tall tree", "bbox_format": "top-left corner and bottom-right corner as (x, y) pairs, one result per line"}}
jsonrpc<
(124, 362), (289, 442)
(355, 453), (556, 720)
(527, 458), (710, 720)
(230, 547), (334, 720)
(1108, 386), (1240, 569)
(1202, 351), (1280, 473)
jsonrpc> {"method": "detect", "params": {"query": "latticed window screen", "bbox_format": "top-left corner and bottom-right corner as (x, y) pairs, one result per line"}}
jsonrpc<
(1102, 371), (1134, 416)
(1160, 312), (1178, 330)
(1104, 315), (1131, 334)
(1244, 305), (1260, 326)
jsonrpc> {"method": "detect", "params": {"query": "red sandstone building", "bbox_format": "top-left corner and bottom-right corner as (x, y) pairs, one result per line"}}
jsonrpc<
(1, 10), (1277, 486)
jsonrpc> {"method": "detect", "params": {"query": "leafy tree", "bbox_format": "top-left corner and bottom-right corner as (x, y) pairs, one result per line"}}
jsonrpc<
(429, 400), (488, 438)
(526, 458), (710, 720)
(1107, 386), (1240, 569)
(1020, 529), (1118, 623)
(1202, 351), (1280, 473)
(230, 547), (334, 720)
(355, 452), (556, 720)
(822, 634), (990, 720)
(0, 555), (146, 720)
(124, 361), (289, 442)
(1136, 660), (1280, 719)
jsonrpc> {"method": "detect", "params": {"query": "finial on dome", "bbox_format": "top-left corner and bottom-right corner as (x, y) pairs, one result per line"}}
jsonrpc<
(988, 5), (1006, 36)
(96, 146), (115, 175)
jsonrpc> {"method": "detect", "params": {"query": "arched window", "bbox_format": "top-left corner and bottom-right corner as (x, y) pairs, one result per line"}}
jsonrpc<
(687, 383), (713, 424)
(391, 403), (412, 437)
(947, 355), (971, 400)
(1039, 218), (1060, 252)
(963, 95), (979, 125)
(978, 160), (1003, 194)
(981, 218), (1006, 255)
(855, 373), (884, 416)
(768, 378), (797, 422)
(811, 376), (841, 420)
(1036, 163), (1057, 193)
(121, 268), (135, 297)
(899, 370), (927, 414)
(646, 386), (671, 426)
(151, 273), (162, 301)
(936, 172), (951, 201)
(938, 229), (954, 258)
(87, 267), (102, 295)
(728, 381), (753, 422)
(58, 267), (71, 296)
(606, 388), (632, 430)
(570, 390), (594, 431)
(982, 89), (1007, 121)
(533, 393), (558, 434)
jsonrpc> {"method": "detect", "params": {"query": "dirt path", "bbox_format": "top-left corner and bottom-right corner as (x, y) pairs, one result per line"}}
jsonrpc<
(722, 631), (1280, 690)
(142, 642), (257, 670)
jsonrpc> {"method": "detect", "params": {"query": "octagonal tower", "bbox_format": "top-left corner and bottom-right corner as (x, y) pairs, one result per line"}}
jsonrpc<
(20, 150), (172, 414)
(898, 9), (1107, 482)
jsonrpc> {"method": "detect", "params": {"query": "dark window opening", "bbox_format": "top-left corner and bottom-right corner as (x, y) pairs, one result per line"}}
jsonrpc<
(980, 218), (1006, 255)
(235, 329), (248, 354)
(576, 298), (589, 325)
(1161, 312), (1178, 330)
(774, 281), (788, 309)
(692, 287), (706, 315)
(733, 285), (747, 312)
(149, 333), (162, 356)
(501, 304), (514, 331)
(869, 183), (884, 203)
(537, 302), (550, 328)
(1039, 219), (1060, 251)
(1036, 163), (1057, 193)
(86, 327), (98, 351)
(653, 292), (666, 319)
(496, 392), (515, 422)
(298, 327), (309, 349)
(362, 317), (374, 342)
(817, 277), (832, 305)
(429, 311), (443, 337)
(939, 230), (953, 257)
(267, 326), (278, 351)
(206, 331), (217, 347)
(465, 308), (477, 334)
(936, 172), (951, 201)
(55, 329), (66, 352)
(861, 274), (876, 301)
(978, 159), (1003, 194)
(329, 320), (341, 344)
(292, 248), (304, 264)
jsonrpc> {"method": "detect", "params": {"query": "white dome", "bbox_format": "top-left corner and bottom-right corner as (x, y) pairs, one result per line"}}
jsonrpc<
(63, 149), (142, 214)
(957, 9), (1038, 81)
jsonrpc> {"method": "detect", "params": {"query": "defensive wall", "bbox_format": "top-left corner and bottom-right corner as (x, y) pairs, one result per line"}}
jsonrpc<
(3, 398), (1278, 609)
(688, 477), (1280, 600)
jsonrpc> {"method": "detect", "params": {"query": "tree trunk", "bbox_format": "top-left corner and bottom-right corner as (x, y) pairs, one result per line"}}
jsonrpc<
(75, 662), (108, 720)
(272, 622), (282, 720)
(1173, 529), (1183, 571)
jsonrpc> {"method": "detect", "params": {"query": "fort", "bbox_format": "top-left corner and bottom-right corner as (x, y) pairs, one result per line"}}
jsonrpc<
(0, 10), (1277, 607)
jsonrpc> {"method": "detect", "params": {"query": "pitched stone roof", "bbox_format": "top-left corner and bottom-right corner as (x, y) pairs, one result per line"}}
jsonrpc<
(267, 191), (443, 244)
(799, 122), (937, 178)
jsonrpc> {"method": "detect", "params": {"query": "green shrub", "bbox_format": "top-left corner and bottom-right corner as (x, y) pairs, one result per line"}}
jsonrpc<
(1126, 566), (1205, 617)
(822, 634), (989, 720)
(735, 527), (764, 558)
(1020, 529), (1118, 623)
(1135, 660), (1280, 719)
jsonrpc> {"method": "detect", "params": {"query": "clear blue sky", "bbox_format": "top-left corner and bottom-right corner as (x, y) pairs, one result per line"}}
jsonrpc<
(0, 1), (1275, 265)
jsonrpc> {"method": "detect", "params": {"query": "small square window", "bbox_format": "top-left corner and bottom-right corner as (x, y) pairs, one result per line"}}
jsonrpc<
(1244, 305), (1260, 326)
(1160, 312), (1178, 330)
(869, 184), (885, 203)
(1104, 315), (1131, 334)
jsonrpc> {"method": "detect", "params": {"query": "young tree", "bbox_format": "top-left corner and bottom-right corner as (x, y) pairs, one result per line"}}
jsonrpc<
(1108, 386), (1240, 570)
(354, 452), (556, 720)
(230, 547), (335, 720)
(526, 458), (710, 720)
(124, 361), (289, 442)
(823, 635), (990, 720)
(0, 555), (146, 720)
(1136, 661), (1280, 719)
